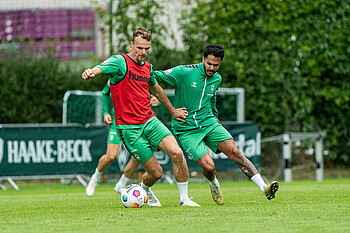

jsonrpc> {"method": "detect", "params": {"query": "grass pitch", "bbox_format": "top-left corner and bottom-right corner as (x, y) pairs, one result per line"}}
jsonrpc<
(1, 179), (349, 233)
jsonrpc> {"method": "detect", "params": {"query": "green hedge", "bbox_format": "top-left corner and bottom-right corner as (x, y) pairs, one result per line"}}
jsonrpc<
(180, 0), (350, 165)
(0, 50), (106, 123)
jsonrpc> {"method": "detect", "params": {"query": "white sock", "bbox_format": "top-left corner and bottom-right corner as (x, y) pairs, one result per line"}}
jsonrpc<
(251, 174), (267, 192)
(208, 176), (220, 188)
(177, 181), (189, 203)
(116, 174), (130, 187)
(92, 168), (102, 181)
(140, 182), (150, 192)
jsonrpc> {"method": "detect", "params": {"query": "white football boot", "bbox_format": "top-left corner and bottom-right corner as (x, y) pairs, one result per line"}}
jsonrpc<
(114, 184), (125, 194)
(85, 178), (98, 196)
(146, 188), (161, 207)
(180, 197), (201, 207)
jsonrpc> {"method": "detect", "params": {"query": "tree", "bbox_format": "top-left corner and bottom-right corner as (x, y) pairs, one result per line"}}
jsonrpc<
(180, 0), (350, 165)
(96, 0), (185, 70)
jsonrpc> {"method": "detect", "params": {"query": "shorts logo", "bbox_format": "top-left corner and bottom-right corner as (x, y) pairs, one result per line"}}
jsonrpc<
(101, 58), (110, 65)
(0, 138), (3, 164)
(165, 68), (174, 75)
(134, 154), (140, 160)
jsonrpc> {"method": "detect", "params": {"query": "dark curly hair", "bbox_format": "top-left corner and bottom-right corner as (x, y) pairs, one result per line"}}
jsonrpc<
(204, 44), (225, 60)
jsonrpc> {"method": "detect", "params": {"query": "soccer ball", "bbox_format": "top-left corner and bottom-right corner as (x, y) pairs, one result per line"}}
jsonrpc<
(121, 184), (147, 208)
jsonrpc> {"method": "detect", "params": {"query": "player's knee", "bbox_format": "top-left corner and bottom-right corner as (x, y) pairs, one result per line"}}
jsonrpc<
(152, 167), (163, 180)
(203, 162), (216, 174)
(105, 152), (117, 162)
(169, 149), (184, 163)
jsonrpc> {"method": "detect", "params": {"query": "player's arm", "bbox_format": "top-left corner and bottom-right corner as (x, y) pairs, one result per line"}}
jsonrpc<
(211, 92), (219, 120)
(152, 66), (181, 87)
(150, 82), (187, 122)
(81, 67), (103, 80)
(102, 81), (112, 124)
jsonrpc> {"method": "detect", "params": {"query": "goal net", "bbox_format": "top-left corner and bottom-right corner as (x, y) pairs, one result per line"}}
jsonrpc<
(62, 87), (245, 125)
(260, 132), (326, 182)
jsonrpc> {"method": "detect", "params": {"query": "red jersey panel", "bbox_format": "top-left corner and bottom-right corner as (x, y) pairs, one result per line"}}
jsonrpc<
(110, 54), (156, 125)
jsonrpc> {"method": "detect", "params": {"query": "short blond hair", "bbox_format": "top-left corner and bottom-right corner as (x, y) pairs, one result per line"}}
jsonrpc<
(133, 27), (152, 41)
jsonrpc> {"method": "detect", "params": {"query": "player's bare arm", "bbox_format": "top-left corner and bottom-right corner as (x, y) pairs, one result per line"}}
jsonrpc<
(81, 67), (103, 80)
(150, 82), (188, 122)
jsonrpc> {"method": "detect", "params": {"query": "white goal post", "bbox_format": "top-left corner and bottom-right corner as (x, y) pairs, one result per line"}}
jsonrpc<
(261, 132), (326, 182)
(62, 87), (245, 125)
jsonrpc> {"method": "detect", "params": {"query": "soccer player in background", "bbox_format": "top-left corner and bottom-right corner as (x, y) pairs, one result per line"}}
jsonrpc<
(86, 80), (157, 196)
(82, 27), (200, 207)
(152, 44), (279, 204)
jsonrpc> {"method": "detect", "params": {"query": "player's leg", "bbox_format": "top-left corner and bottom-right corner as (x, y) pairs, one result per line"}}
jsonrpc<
(179, 128), (224, 205)
(114, 157), (139, 193)
(196, 151), (224, 205)
(143, 117), (199, 206)
(214, 129), (279, 199)
(118, 127), (162, 206)
(139, 156), (163, 206)
(86, 143), (120, 196)
(158, 136), (200, 207)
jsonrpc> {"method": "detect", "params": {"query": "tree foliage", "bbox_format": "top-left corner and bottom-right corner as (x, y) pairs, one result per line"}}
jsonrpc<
(181, 0), (350, 165)
(96, 0), (185, 70)
(0, 50), (105, 123)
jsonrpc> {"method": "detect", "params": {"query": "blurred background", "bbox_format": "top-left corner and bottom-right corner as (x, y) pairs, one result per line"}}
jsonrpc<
(0, 0), (349, 184)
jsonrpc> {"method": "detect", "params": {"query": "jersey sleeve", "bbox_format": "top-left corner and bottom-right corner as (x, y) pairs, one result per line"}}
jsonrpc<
(152, 66), (182, 87)
(101, 80), (111, 116)
(211, 75), (222, 118)
(95, 55), (127, 84)
(211, 92), (219, 118)
(149, 64), (157, 86)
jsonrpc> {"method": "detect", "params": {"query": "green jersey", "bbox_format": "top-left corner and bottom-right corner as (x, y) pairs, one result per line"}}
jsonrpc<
(96, 54), (157, 86)
(153, 62), (220, 133)
(96, 54), (157, 129)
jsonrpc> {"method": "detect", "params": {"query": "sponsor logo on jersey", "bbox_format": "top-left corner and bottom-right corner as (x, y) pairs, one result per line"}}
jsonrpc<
(129, 71), (150, 83)
(165, 68), (174, 75)
(101, 58), (110, 65)
(191, 82), (197, 87)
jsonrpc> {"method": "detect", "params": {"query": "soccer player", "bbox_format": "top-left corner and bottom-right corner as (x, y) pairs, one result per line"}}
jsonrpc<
(86, 80), (156, 196)
(152, 44), (279, 205)
(82, 27), (199, 207)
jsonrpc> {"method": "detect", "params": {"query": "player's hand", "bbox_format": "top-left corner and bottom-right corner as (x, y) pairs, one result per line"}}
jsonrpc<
(150, 95), (159, 107)
(104, 114), (112, 124)
(172, 107), (188, 122)
(81, 69), (95, 80)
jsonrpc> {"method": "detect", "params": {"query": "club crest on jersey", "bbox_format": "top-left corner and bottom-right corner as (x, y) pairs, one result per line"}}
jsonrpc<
(165, 68), (174, 75)
(101, 58), (110, 65)
(211, 84), (214, 92)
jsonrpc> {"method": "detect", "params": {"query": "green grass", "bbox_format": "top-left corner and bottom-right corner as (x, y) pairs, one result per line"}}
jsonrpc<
(1, 179), (350, 233)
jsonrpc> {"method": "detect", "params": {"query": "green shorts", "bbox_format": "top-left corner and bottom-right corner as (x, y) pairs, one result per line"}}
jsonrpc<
(118, 117), (172, 164)
(107, 118), (122, 144)
(177, 123), (233, 162)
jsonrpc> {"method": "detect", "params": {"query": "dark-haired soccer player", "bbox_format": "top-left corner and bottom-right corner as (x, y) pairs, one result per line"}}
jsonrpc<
(153, 44), (279, 205)
(82, 27), (199, 207)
